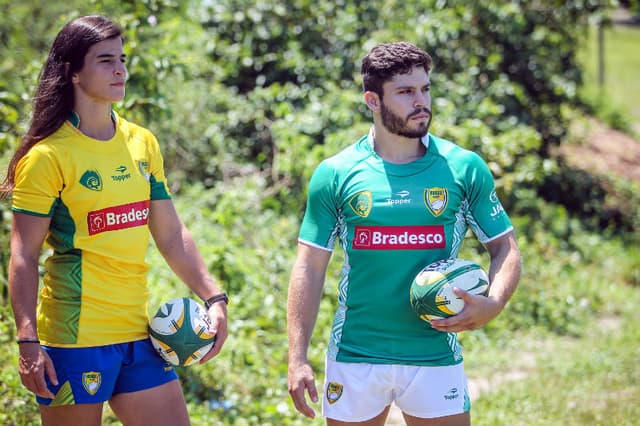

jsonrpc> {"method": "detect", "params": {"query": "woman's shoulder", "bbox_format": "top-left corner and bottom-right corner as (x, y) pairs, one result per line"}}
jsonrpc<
(114, 112), (158, 143)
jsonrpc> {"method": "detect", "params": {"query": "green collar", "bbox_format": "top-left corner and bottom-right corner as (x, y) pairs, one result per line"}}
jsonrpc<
(68, 110), (116, 128)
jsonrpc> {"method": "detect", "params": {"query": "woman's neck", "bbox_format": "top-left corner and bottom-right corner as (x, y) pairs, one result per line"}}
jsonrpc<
(73, 101), (115, 141)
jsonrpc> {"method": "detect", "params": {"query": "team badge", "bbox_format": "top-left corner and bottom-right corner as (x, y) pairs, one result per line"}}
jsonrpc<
(137, 160), (150, 181)
(348, 191), (372, 218)
(326, 382), (343, 404)
(424, 187), (448, 217)
(79, 170), (102, 191)
(82, 372), (102, 395)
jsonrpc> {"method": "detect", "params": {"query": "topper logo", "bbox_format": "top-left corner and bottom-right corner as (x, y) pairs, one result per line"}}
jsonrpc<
(352, 225), (446, 250)
(88, 200), (150, 235)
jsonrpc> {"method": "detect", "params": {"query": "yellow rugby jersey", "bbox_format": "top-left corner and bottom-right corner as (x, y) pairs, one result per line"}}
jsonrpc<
(12, 113), (171, 347)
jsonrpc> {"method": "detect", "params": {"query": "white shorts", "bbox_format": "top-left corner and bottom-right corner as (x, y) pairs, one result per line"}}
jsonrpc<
(322, 359), (470, 422)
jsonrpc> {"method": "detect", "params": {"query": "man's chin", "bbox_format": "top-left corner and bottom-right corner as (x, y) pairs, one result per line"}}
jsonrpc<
(398, 126), (429, 139)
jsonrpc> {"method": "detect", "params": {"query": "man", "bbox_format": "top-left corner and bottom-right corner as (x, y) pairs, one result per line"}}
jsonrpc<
(287, 41), (521, 426)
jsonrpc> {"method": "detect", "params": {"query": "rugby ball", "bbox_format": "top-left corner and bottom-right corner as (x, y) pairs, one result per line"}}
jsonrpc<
(409, 258), (489, 322)
(148, 297), (216, 366)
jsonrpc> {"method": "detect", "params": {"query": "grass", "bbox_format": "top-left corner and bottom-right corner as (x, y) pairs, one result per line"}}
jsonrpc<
(468, 299), (640, 425)
(578, 22), (640, 133)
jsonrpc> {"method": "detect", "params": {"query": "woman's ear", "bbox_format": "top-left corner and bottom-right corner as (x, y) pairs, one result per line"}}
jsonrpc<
(64, 62), (78, 83)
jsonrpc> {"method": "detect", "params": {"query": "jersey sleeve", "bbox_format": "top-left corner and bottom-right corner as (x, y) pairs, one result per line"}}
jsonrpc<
(298, 160), (340, 250)
(146, 131), (171, 200)
(12, 145), (63, 217)
(463, 152), (512, 243)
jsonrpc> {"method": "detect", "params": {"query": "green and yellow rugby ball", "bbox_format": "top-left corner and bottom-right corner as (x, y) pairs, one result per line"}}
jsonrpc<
(410, 258), (490, 322)
(149, 297), (216, 366)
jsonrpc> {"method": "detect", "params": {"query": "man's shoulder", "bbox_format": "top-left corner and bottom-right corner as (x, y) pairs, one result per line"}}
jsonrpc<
(429, 134), (465, 155)
(428, 134), (484, 165)
(322, 134), (371, 168)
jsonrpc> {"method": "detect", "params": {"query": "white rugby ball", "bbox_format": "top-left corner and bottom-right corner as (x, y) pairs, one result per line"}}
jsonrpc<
(148, 297), (216, 366)
(409, 258), (490, 322)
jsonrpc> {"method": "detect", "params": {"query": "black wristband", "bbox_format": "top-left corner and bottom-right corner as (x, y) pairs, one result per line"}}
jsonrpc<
(16, 339), (40, 344)
(204, 292), (229, 309)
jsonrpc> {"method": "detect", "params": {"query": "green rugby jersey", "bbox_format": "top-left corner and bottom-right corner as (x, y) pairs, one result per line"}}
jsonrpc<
(299, 129), (513, 366)
(12, 113), (171, 347)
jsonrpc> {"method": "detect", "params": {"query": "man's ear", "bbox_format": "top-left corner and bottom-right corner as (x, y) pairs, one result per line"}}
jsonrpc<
(364, 91), (380, 112)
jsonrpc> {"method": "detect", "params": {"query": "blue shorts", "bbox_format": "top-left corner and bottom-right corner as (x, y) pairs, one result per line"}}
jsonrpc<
(37, 338), (178, 406)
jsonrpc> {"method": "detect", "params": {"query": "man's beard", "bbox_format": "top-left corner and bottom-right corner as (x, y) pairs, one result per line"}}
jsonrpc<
(380, 101), (432, 139)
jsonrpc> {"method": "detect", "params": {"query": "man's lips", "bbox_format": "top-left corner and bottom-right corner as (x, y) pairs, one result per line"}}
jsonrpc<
(410, 113), (429, 120)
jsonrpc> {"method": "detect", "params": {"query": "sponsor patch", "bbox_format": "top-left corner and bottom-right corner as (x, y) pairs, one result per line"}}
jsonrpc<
(111, 165), (131, 182)
(87, 200), (150, 235)
(489, 190), (505, 218)
(352, 225), (445, 250)
(444, 387), (459, 401)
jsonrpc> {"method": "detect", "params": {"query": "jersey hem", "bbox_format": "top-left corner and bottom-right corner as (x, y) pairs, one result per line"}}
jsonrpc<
(11, 207), (52, 217)
(332, 354), (464, 367)
(479, 226), (513, 244)
(298, 238), (333, 252)
(40, 336), (149, 348)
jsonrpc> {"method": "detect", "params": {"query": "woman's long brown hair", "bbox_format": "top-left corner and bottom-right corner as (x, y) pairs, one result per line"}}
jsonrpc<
(0, 15), (122, 199)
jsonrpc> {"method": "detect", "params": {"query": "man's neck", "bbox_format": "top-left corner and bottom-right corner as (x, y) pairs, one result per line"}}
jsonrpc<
(371, 124), (426, 164)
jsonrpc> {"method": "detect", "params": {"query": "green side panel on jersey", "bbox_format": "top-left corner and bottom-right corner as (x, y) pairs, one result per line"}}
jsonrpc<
(42, 250), (82, 344)
(46, 199), (76, 253)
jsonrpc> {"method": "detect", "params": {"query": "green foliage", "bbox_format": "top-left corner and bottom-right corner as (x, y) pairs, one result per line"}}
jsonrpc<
(1, 1), (638, 425)
(578, 22), (640, 133)
(0, 305), (40, 425)
(146, 183), (317, 425)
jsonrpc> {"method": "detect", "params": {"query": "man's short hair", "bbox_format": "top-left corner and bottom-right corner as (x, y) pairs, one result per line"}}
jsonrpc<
(361, 42), (433, 98)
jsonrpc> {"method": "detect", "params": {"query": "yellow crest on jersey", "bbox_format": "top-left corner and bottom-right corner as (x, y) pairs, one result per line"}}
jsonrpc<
(349, 191), (372, 218)
(137, 160), (150, 181)
(424, 187), (448, 217)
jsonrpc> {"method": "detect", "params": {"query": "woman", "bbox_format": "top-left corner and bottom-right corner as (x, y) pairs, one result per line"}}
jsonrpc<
(0, 15), (228, 426)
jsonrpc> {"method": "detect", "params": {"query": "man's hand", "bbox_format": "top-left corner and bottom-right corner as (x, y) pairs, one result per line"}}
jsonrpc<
(429, 287), (502, 332)
(288, 361), (319, 419)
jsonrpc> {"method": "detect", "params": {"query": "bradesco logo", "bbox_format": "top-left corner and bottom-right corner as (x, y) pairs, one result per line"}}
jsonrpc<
(87, 200), (150, 236)
(352, 225), (446, 250)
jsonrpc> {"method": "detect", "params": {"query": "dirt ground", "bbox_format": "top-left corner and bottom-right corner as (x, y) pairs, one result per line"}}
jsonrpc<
(559, 118), (640, 185)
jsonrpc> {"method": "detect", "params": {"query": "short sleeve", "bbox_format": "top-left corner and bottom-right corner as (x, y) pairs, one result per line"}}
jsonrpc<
(12, 145), (63, 217)
(464, 152), (512, 242)
(298, 160), (340, 250)
(146, 131), (171, 200)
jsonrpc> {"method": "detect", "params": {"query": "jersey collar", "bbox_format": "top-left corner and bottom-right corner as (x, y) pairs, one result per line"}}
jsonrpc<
(367, 126), (431, 152)
(68, 110), (117, 128)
